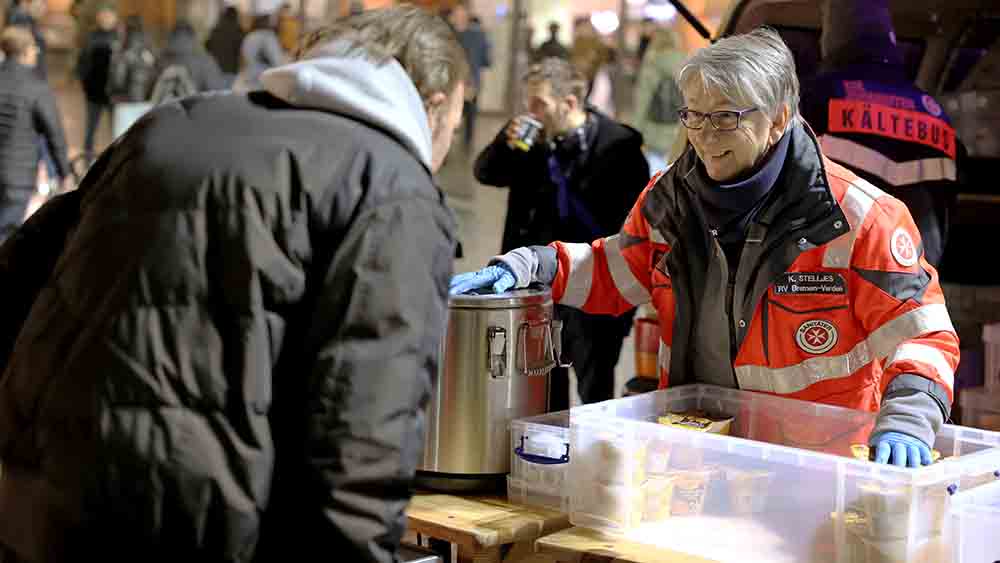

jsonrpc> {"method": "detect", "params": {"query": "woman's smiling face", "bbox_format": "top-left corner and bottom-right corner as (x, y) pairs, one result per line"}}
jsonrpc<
(681, 82), (789, 182)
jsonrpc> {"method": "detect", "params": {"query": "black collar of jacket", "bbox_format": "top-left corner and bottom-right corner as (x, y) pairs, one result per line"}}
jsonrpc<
(645, 119), (849, 248)
(567, 107), (643, 189)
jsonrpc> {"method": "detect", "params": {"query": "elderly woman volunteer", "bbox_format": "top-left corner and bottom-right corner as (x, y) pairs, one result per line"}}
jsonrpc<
(451, 28), (958, 468)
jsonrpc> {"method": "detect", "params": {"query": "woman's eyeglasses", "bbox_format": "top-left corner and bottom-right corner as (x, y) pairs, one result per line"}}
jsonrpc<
(678, 107), (759, 131)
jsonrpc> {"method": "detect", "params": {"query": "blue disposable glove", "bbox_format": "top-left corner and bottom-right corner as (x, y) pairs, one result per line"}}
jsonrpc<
(449, 264), (516, 296)
(870, 431), (933, 468)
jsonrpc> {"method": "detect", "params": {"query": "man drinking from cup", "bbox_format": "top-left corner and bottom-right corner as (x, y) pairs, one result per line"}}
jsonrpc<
(473, 57), (649, 409)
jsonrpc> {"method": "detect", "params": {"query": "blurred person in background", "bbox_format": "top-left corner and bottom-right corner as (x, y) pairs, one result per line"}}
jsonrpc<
(801, 0), (959, 268)
(631, 28), (686, 174)
(237, 10), (287, 91)
(473, 57), (648, 409)
(511, 18), (535, 109)
(150, 20), (226, 101)
(107, 15), (156, 103)
(636, 17), (656, 64)
(571, 20), (615, 117)
(448, 3), (491, 152)
(536, 21), (568, 60)
(454, 28), (958, 468)
(276, 2), (300, 54)
(206, 4), (245, 87)
(0, 6), (466, 562)
(5, 0), (46, 79)
(76, 2), (118, 159)
(0, 26), (70, 241)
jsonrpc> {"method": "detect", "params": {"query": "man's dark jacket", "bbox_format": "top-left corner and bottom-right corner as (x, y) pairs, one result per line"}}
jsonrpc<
(77, 29), (118, 104)
(474, 109), (649, 251)
(0, 60), (71, 188)
(0, 54), (456, 563)
(205, 11), (246, 75)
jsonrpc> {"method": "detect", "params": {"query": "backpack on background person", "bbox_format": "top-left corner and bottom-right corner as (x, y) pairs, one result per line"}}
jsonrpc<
(149, 64), (198, 104)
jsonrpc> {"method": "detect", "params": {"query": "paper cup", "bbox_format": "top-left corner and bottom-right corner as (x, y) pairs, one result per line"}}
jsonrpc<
(642, 475), (676, 522)
(593, 482), (645, 528)
(647, 440), (672, 475)
(668, 469), (712, 516)
(592, 434), (646, 485)
(726, 469), (773, 514)
(859, 482), (911, 515)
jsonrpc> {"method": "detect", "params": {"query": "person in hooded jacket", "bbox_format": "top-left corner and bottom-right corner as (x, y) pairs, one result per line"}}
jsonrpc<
(801, 0), (960, 268)
(205, 5), (246, 86)
(237, 12), (287, 91)
(0, 6), (466, 563)
(454, 28), (958, 469)
(151, 21), (226, 98)
(107, 15), (156, 103)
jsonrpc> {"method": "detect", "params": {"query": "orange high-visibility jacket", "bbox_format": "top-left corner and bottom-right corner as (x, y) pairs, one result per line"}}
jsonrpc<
(549, 122), (957, 415)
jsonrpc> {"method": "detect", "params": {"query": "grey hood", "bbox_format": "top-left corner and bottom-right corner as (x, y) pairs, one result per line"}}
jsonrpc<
(260, 49), (433, 169)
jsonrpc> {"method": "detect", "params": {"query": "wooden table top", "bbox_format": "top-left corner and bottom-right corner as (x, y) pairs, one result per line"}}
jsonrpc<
(535, 526), (719, 563)
(406, 492), (571, 554)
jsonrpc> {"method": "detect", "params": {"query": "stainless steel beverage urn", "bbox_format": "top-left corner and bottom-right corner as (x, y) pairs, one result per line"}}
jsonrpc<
(417, 287), (565, 492)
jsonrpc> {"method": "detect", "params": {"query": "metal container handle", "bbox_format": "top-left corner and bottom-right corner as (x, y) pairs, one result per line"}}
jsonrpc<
(519, 319), (556, 376)
(487, 326), (507, 379)
(551, 319), (571, 369)
(514, 436), (570, 465)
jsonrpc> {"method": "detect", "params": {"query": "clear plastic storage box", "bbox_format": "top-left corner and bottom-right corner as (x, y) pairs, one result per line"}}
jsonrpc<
(946, 478), (1000, 563)
(568, 385), (1000, 563)
(508, 411), (570, 512)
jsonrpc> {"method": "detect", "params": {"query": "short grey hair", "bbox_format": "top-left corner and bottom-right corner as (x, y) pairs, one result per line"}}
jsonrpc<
(678, 27), (800, 122)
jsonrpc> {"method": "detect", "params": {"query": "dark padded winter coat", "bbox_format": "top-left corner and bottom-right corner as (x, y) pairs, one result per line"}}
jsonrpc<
(0, 60), (71, 188)
(0, 54), (455, 563)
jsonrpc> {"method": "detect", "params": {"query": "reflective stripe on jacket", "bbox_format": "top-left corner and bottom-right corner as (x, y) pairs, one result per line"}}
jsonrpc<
(549, 120), (957, 414)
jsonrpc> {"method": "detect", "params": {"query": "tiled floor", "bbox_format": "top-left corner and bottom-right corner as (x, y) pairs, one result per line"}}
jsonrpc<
(47, 55), (636, 405)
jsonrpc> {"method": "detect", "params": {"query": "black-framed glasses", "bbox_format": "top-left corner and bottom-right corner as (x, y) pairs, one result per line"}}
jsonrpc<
(678, 107), (759, 131)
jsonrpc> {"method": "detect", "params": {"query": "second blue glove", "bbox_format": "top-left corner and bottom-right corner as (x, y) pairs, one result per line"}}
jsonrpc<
(449, 264), (516, 296)
(870, 431), (933, 468)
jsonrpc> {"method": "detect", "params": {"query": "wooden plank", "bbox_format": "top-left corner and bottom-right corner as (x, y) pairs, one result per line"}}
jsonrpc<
(512, 555), (559, 563)
(458, 544), (502, 563)
(502, 540), (536, 562)
(535, 527), (719, 563)
(407, 493), (570, 554)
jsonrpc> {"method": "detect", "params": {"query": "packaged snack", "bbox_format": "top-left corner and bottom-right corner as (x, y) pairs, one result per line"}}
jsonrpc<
(658, 410), (735, 436)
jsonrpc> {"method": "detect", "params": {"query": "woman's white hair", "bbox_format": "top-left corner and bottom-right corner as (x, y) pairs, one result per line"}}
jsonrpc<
(678, 27), (800, 123)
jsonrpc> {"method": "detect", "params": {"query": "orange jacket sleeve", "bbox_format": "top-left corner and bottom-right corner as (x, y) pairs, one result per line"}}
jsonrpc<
(849, 194), (958, 406)
(550, 176), (664, 316)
